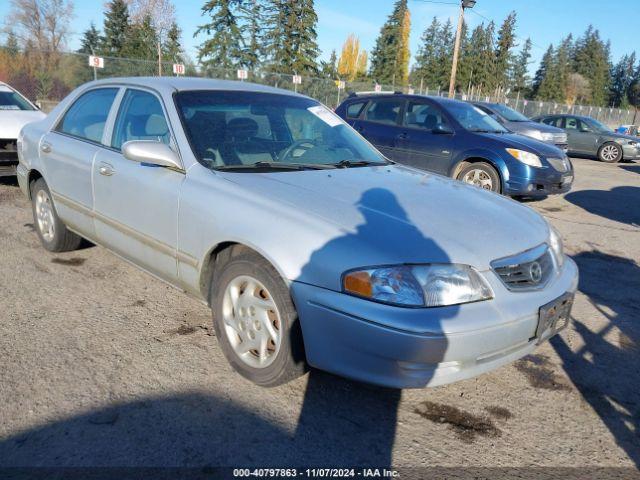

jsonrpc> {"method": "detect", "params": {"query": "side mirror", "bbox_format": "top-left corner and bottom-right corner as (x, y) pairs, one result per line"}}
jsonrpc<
(432, 123), (454, 135)
(122, 140), (182, 170)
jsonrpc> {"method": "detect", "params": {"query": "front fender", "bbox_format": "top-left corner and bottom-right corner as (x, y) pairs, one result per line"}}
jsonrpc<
(448, 148), (510, 186)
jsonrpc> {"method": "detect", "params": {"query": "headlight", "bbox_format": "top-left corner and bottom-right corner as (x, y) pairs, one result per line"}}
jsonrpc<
(628, 140), (637, 146)
(343, 264), (493, 307)
(548, 225), (565, 268)
(506, 148), (543, 167)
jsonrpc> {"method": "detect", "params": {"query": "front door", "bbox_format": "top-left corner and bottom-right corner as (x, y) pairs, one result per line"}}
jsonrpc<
(564, 117), (595, 154)
(92, 88), (184, 283)
(394, 100), (454, 175)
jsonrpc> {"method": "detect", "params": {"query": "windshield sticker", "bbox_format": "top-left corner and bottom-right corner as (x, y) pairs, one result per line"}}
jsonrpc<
(308, 105), (343, 127)
(0, 105), (20, 110)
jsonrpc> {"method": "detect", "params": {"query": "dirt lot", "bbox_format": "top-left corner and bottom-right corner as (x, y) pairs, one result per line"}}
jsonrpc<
(0, 158), (638, 474)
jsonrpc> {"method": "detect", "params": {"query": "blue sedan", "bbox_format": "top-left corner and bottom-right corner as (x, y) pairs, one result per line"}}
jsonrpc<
(336, 93), (574, 198)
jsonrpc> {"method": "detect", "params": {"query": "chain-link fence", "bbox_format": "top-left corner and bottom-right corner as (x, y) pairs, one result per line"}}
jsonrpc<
(1, 50), (636, 126)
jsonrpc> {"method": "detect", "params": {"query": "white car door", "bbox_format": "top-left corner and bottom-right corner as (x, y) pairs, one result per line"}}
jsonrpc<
(40, 87), (120, 237)
(92, 87), (184, 283)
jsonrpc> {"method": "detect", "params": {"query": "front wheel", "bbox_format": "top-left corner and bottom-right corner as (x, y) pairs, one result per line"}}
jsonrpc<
(457, 162), (501, 193)
(210, 247), (307, 387)
(30, 178), (82, 252)
(598, 142), (622, 163)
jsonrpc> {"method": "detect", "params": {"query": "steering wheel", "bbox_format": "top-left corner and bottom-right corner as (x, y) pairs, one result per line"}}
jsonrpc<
(279, 139), (316, 162)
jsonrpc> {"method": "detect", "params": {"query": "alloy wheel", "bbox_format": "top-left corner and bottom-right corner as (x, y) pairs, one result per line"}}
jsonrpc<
(35, 189), (55, 242)
(222, 275), (282, 369)
(601, 144), (619, 162)
(462, 169), (494, 190)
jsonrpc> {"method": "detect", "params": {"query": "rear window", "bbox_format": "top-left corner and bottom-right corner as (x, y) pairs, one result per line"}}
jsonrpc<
(346, 101), (366, 119)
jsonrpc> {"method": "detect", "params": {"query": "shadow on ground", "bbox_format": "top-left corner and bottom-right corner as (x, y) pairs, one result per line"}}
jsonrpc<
(620, 164), (640, 176)
(552, 250), (640, 468)
(564, 186), (640, 225)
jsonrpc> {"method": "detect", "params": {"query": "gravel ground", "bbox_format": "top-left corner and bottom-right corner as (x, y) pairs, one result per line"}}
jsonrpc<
(0, 158), (638, 473)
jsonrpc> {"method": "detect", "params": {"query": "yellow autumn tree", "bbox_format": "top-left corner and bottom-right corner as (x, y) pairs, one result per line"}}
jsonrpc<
(396, 9), (411, 85)
(338, 34), (368, 81)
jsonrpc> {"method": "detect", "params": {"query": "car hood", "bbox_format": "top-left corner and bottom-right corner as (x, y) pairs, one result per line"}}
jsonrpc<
(478, 132), (565, 157)
(0, 110), (46, 139)
(221, 165), (550, 275)
(604, 131), (639, 142)
(506, 121), (564, 134)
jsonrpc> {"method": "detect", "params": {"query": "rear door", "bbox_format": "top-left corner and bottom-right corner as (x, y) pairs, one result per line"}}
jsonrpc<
(355, 97), (405, 160)
(393, 100), (454, 175)
(41, 87), (120, 237)
(92, 87), (184, 283)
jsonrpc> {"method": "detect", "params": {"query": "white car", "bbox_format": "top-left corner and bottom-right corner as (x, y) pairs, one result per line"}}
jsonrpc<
(0, 82), (45, 177)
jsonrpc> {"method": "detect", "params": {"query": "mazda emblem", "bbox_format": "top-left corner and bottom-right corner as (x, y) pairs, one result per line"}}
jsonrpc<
(529, 261), (543, 283)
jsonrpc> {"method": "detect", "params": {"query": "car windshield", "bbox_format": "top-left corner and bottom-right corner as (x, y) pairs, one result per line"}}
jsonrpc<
(586, 118), (613, 133)
(446, 101), (508, 133)
(0, 86), (36, 111)
(490, 103), (530, 122)
(175, 90), (388, 170)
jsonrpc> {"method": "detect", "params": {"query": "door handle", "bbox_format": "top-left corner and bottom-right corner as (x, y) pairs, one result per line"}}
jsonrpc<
(40, 142), (52, 154)
(98, 163), (114, 176)
(396, 132), (409, 140)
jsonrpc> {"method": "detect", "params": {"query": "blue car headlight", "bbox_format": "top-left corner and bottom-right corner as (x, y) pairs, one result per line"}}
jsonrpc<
(343, 264), (493, 307)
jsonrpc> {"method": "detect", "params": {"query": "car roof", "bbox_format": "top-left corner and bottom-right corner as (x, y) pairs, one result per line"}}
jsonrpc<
(345, 92), (468, 107)
(84, 76), (308, 98)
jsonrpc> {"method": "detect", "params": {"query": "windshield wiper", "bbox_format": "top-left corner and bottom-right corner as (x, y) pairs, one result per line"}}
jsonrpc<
(334, 159), (387, 168)
(215, 161), (333, 171)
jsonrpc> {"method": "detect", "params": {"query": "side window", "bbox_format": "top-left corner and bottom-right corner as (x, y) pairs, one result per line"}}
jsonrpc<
(565, 117), (579, 130)
(404, 102), (449, 131)
(111, 89), (170, 150)
(346, 101), (366, 119)
(578, 119), (591, 132)
(363, 99), (403, 125)
(542, 116), (559, 127)
(57, 88), (119, 143)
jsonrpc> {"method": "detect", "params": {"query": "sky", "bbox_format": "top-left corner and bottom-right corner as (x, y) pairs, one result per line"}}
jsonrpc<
(0, 0), (635, 74)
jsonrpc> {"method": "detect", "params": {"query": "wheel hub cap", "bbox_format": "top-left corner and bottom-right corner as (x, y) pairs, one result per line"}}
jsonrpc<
(222, 275), (282, 369)
(462, 169), (493, 190)
(602, 145), (618, 161)
(35, 190), (55, 242)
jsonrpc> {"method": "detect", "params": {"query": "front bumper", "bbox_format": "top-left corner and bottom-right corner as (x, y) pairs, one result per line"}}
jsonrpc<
(0, 138), (18, 177)
(622, 144), (640, 160)
(504, 164), (574, 197)
(291, 257), (578, 389)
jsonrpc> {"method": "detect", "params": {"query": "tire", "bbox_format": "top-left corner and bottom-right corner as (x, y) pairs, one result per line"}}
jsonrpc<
(456, 162), (501, 193)
(597, 142), (623, 163)
(210, 246), (307, 387)
(30, 178), (82, 252)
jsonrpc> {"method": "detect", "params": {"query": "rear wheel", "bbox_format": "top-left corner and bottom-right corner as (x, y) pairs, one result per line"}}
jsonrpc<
(457, 162), (501, 193)
(30, 178), (82, 252)
(598, 142), (622, 163)
(210, 247), (306, 386)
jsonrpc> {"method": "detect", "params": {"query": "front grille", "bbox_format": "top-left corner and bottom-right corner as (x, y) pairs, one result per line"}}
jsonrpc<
(491, 244), (555, 291)
(547, 157), (570, 173)
(0, 139), (18, 163)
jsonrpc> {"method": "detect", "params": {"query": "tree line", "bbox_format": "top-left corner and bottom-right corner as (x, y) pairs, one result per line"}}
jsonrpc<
(0, 0), (638, 111)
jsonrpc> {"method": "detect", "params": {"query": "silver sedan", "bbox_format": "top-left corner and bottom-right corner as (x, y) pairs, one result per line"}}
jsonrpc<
(17, 77), (578, 388)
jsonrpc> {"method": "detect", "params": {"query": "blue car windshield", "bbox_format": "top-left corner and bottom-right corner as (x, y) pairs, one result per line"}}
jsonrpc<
(175, 90), (388, 170)
(447, 102), (509, 133)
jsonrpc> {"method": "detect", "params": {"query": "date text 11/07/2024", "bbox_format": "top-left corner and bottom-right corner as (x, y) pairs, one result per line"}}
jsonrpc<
(232, 468), (400, 478)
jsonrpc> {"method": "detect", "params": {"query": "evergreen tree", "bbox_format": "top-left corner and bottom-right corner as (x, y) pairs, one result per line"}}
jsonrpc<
(3, 31), (20, 56)
(555, 35), (574, 102)
(163, 22), (184, 64)
(196, 0), (245, 69)
(532, 45), (554, 98)
(510, 38), (532, 95)
(609, 53), (635, 108)
(461, 22), (495, 93)
(369, 0), (410, 85)
(572, 26), (611, 106)
(78, 23), (102, 55)
(412, 17), (440, 88)
(263, 0), (319, 74)
(125, 14), (159, 61)
(434, 19), (453, 89)
(320, 49), (338, 78)
(102, 0), (131, 57)
(494, 11), (517, 89)
(239, 0), (263, 70)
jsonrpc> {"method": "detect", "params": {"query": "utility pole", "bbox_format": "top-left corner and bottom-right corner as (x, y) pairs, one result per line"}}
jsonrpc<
(448, 0), (476, 98)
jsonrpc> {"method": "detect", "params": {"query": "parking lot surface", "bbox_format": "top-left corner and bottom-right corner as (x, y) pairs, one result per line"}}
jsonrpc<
(0, 158), (638, 470)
